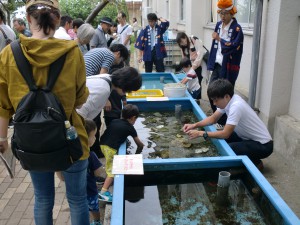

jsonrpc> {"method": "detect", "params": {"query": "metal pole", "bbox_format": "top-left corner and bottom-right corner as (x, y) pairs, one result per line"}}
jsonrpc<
(248, 0), (263, 108)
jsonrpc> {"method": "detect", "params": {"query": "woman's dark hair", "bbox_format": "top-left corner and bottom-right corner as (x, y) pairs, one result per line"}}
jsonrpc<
(109, 43), (129, 61)
(147, 13), (158, 21)
(107, 22), (117, 35)
(26, 5), (60, 35)
(133, 17), (137, 22)
(176, 32), (190, 57)
(112, 21), (117, 27)
(207, 79), (234, 99)
(0, 8), (6, 23)
(84, 119), (97, 134)
(122, 104), (139, 120)
(111, 67), (142, 93)
(73, 18), (84, 29)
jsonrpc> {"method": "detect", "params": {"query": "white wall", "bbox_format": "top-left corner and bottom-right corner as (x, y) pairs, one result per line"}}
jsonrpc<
(257, 0), (300, 128)
(143, 0), (300, 126)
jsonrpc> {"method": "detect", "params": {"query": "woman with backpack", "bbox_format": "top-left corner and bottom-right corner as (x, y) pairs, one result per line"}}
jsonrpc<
(0, 1), (90, 224)
(176, 32), (209, 100)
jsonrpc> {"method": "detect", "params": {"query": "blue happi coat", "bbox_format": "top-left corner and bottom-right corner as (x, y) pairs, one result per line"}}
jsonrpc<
(135, 21), (169, 61)
(207, 18), (243, 84)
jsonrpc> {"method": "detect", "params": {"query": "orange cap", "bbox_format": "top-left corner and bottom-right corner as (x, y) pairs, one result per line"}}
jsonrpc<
(217, 0), (237, 15)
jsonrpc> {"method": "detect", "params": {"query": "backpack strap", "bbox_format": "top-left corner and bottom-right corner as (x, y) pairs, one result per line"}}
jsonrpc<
(0, 27), (12, 44)
(99, 77), (112, 90)
(45, 53), (67, 91)
(11, 41), (67, 92)
(119, 25), (129, 35)
(10, 41), (38, 91)
(203, 45), (209, 52)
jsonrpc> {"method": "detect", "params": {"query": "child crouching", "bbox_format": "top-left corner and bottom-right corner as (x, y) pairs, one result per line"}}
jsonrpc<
(180, 57), (201, 100)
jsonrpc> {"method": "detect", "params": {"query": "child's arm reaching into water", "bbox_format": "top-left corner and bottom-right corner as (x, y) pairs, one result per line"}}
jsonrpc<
(133, 136), (144, 154)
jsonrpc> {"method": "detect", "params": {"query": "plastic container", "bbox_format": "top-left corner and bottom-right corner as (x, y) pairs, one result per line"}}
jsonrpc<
(65, 121), (78, 140)
(126, 89), (164, 98)
(163, 83), (186, 98)
(217, 171), (231, 188)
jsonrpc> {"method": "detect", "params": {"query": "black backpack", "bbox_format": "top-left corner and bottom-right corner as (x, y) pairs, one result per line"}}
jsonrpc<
(10, 41), (83, 171)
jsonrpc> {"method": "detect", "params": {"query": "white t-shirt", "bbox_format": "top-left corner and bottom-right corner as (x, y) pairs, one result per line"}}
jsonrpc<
(117, 23), (132, 50)
(54, 27), (72, 40)
(215, 19), (233, 65)
(0, 24), (16, 51)
(218, 94), (272, 144)
(76, 74), (111, 120)
(186, 68), (200, 92)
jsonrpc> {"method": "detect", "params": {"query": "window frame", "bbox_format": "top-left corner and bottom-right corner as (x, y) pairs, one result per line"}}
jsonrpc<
(179, 0), (186, 23)
(209, 0), (255, 30)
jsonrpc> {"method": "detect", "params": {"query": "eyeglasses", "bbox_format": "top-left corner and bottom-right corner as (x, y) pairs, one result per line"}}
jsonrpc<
(219, 11), (230, 16)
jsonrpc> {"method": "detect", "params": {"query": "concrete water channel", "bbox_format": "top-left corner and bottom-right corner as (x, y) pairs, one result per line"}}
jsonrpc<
(108, 73), (300, 225)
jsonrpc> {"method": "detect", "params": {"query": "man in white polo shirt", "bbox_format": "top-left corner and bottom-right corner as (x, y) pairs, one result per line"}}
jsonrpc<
(183, 79), (273, 171)
(54, 15), (73, 40)
(117, 11), (132, 65)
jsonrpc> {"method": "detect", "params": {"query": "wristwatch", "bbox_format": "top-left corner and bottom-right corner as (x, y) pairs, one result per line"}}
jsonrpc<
(203, 131), (208, 140)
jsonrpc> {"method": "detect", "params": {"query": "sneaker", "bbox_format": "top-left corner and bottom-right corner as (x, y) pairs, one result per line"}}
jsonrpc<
(90, 221), (102, 225)
(214, 123), (224, 130)
(98, 191), (113, 202)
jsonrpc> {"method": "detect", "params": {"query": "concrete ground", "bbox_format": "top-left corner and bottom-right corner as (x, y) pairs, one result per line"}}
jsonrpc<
(0, 49), (299, 224)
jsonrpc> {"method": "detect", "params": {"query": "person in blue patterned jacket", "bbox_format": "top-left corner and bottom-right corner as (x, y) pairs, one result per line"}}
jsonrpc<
(135, 13), (169, 72)
(207, 0), (244, 128)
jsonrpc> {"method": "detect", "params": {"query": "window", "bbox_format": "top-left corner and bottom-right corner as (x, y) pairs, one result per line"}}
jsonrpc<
(210, 0), (256, 28)
(180, 0), (186, 22)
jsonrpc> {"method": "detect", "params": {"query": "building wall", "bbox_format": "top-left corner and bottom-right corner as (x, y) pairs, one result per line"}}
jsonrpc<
(257, 0), (300, 127)
(126, 1), (142, 27)
(143, 0), (300, 122)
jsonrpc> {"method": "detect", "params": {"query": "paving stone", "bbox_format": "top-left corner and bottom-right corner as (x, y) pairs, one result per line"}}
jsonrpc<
(22, 188), (34, 200)
(23, 174), (31, 183)
(18, 219), (32, 225)
(22, 205), (33, 219)
(16, 169), (27, 179)
(55, 211), (69, 225)
(7, 193), (23, 206)
(53, 205), (61, 220)
(0, 199), (9, 212)
(0, 182), (10, 194)
(0, 219), (8, 225)
(9, 178), (23, 188)
(2, 188), (16, 199)
(6, 211), (23, 225)
(15, 200), (30, 212)
(54, 192), (65, 205)
(0, 168), (7, 178)
(16, 183), (30, 194)
(0, 205), (16, 220)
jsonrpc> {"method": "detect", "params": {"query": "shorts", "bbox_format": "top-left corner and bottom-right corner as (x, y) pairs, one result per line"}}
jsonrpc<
(100, 145), (117, 178)
(87, 194), (99, 212)
(190, 88), (201, 99)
